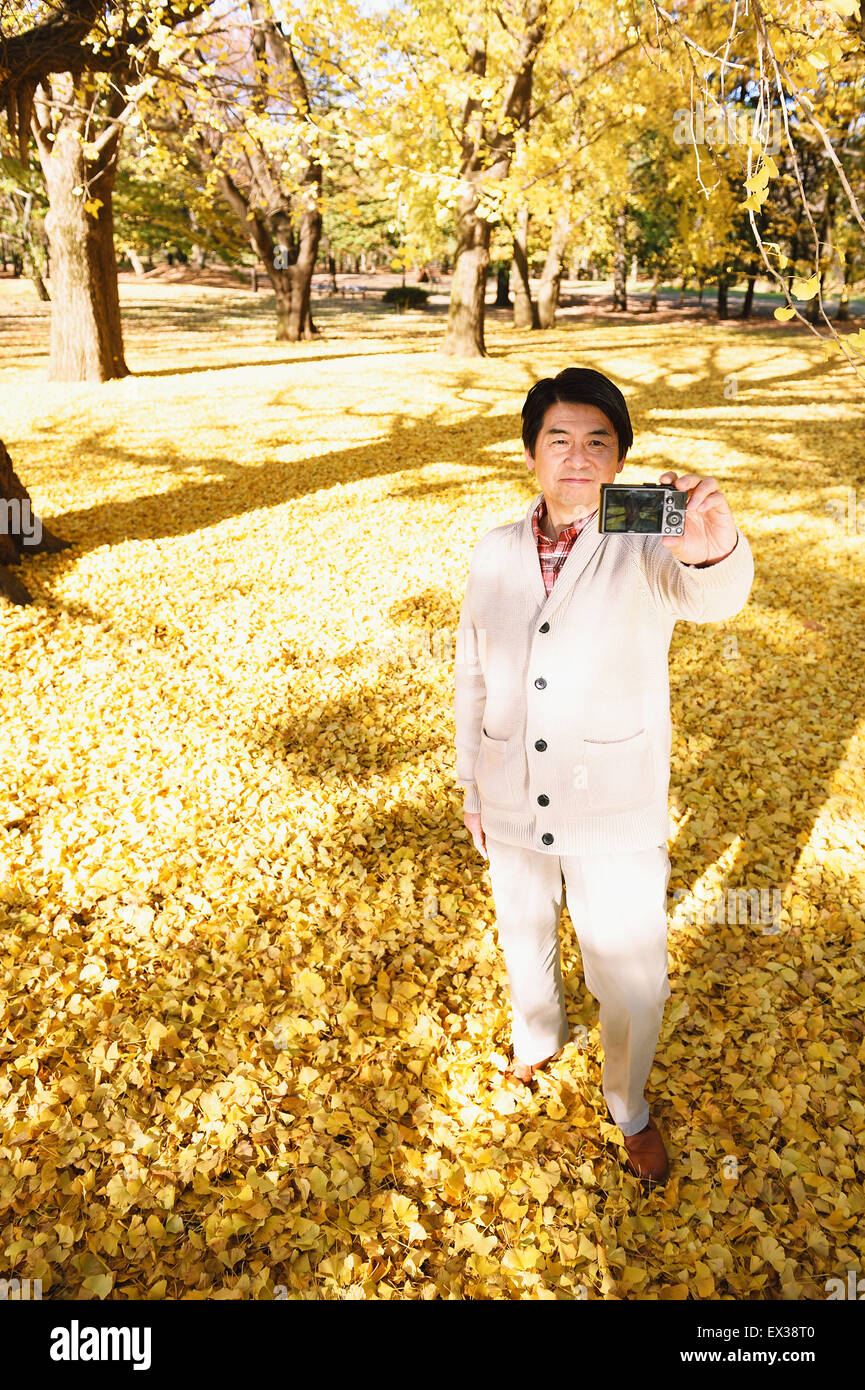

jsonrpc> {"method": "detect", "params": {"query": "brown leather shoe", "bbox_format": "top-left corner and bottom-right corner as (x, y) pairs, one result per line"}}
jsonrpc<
(622, 1115), (669, 1184)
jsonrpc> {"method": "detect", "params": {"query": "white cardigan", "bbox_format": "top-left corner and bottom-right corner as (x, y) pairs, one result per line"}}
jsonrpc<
(454, 492), (755, 854)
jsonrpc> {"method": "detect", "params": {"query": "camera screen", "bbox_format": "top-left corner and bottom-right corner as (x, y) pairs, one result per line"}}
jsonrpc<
(603, 489), (666, 532)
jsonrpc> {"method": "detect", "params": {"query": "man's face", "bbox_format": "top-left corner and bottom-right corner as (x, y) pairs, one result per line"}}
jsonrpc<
(525, 401), (624, 519)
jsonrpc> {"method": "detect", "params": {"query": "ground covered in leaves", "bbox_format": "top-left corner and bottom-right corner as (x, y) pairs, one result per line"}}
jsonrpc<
(1, 279), (863, 1299)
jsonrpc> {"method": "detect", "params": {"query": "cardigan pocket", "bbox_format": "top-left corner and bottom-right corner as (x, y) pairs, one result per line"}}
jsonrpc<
(583, 729), (654, 810)
(475, 727), (518, 808)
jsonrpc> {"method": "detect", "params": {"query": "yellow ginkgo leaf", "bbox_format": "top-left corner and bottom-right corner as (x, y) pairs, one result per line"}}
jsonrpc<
(823, 0), (859, 16)
(390, 1193), (419, 1225)
(83, 1273), (114, 1298)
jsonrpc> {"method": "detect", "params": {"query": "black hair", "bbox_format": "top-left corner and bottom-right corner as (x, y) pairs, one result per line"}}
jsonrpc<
(521, 367), (634, 462)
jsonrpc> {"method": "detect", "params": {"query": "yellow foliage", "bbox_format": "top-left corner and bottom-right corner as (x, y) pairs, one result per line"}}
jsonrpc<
(0, 278), (863, 1303)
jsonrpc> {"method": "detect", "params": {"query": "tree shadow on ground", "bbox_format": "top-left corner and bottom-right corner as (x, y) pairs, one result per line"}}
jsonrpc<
(12, 325), (864, 1058)
(20, 336), (857, 560)
(133, 346), (427, 378)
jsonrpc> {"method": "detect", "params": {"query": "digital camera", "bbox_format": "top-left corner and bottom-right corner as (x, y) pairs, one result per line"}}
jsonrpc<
(598, 482), (689, 536)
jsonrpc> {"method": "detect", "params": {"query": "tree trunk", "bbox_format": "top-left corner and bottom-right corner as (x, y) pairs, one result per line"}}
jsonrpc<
(125, 245), (146, 276)
(807, 195), (832, 326)
(188, 4), (324, 344)
(677, 272), (687, 306)
(717, 275), (728, 319)
(648, 268), (661, 312)
(0, 436), (72, 605)
(4, 192), (51, 300)
(219, 169), (321, 342)
(740, 273), (756, 318)
(26, 254), (50, 300)
(274, 259), (317, 340)
(494, 263), (511, 307)
(33, 78), (128, 382)
(440, 181), (491, 356)
(537, 195), (570, 329)
(277, 207), (320, 340)
(328, 252), (337, 293)
(612, 209), (628, 310)
(438, 0), (545, 354)
(512, 206), (539, 329)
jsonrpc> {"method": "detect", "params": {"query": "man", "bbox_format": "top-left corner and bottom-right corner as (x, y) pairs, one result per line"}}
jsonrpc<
(453, 367), (754, 1185)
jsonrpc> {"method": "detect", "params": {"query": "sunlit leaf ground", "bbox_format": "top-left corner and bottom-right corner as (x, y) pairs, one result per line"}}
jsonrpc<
(1, 278), (863, 1300)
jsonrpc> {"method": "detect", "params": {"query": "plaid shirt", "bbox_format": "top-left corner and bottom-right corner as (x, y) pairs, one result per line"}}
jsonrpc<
(532, 496), (598, 597)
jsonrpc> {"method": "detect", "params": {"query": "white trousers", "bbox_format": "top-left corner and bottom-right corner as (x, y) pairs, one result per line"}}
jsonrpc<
(484, 834), (672, 1137)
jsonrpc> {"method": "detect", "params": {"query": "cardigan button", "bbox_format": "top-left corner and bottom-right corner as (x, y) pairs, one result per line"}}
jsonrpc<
(534, 677), (547, 689)
(541, 833), (554, 845)
(539, 622), (550, 633)
(537, 794), (549, 806)
(534, 739), (547, 751)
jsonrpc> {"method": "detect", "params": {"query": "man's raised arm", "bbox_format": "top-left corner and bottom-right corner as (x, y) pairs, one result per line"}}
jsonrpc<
(632, 471), (755, 623)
